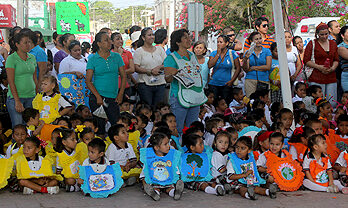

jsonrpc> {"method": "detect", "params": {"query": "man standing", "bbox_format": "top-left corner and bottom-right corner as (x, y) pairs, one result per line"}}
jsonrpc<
(328, 20), (341, 42)
(222, 27), (243, 51)
(243, 17), (275, 52)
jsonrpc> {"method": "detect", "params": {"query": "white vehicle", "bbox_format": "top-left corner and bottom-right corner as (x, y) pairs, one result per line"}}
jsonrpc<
(293, 17), (340, 47)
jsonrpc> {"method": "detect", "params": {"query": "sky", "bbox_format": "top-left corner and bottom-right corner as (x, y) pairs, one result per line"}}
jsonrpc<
(109, 0), (155, 8)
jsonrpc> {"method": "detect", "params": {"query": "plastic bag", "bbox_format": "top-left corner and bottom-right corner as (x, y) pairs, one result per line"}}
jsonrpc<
(92, 101), (108, 119)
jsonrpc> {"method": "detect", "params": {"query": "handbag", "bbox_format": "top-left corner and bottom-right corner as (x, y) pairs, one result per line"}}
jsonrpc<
(253, 54), (269, 91)
(301, 40), (315, 81)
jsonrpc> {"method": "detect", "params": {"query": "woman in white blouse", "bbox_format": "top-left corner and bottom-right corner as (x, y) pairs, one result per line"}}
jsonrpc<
(133, 27), (166, 106)
(285, 31), (302, 82)
(58, 40), (87, 78)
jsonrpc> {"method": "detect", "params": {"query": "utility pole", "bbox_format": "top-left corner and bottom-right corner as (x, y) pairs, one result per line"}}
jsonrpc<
(169, 0), (175, 35)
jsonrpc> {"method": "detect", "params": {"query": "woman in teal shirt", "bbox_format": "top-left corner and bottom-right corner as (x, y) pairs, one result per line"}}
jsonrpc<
(86, 31), (126, 135)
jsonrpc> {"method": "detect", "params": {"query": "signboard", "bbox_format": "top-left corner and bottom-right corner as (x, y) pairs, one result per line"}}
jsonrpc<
(55, 2), (90, 34)
(58, 74), (90, 107)
(187, 3), (204, 32)
(0, 4), (16, 28)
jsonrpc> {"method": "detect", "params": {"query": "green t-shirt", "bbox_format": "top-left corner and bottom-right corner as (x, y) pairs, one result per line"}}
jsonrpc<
(5, 52), (37, 98)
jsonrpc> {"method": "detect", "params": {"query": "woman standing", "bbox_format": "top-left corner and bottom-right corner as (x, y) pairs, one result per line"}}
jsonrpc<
(53, 33), (75, 73)
(242, 32), (272, 98)
(304, 23), (339, 107)
(337, 26), (348, 92)
(293, 36), (305, 62)
(134, 28), (166, 106)
(285, 31), (302, 82)
(111, 32), (135, 97)
(6, 31), (37, 127)
(208, 35), (241, 104)
(86, 32), (126, 135)
(164, 29), (207, 135)
(59, 40), (87, 78)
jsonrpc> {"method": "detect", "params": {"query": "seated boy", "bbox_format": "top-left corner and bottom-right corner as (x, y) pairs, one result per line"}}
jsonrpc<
(22, 108), (44, 137)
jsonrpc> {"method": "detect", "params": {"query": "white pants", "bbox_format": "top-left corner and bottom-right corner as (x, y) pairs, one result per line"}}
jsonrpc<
(303, 179), (344, 192)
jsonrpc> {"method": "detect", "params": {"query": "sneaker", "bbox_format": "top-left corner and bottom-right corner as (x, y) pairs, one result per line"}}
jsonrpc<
(216, 185), (225, 196)
(247, 186), (257, 200)
(125, 177), (137, 187)
(269, 184), (277, 199)
(223, 184), (232, 194)
(144, 183), (160, 201)
(174, 180), (184, 200)
(47, 186), (60, 195)
(23, 187), (34, 195)
(342, 187), (348, 194)
(327, 185), (336, 193)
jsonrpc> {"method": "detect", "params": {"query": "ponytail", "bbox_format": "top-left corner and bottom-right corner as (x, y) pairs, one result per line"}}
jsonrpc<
(92, 32), (107, 53)
(55, 128), (75, 153)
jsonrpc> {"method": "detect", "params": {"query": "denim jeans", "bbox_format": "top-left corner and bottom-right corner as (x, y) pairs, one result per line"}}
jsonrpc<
(169, 95), (199, 135)
(89, 94), (120, 135)
(309, 82), (337, 108)
(137, 83), (165, 106)
(341, 71), (348, 93)
(7, 97), (34, 127)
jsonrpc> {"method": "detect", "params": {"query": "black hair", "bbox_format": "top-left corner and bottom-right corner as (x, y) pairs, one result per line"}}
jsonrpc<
(92, 32), (107, 53)
(270, 42), (277, 52)
(255, 17), (269, 28)
(307, 134), (326, 152)
(327, 20), (338, 29)
(83, 117), (98, 129)
(247, 99), (265, 112)
(76, 105), (89, 113)
(137, 114), (149, 127)
(307, 85), (322, 97)
(111, 32), (122, 50)
(53, 31), (59, 41)
(269, 132), (285, 143)
(153, 126), (172, 140)
(154, 29), (168, 44)
(127, 25), (142, 37)
(337, 114), (348, 125)
(135, 103), (152, 116)
(81, 42), (91, 56)
(11, 30), (33, 52)
(253, 130), (267, 151)
(314, 98), (330, 114)
(232, 87), (243, 98)
(182, 125), (204, 147)
(204, 88), (214, 97)
(293, 36), (302, 45)
(193, 40), (208, 56)
(156, 102), (170, 111)
(55, 128), (76, 153)
(213, 97), (226, 109)
(88, 138), (106, 153)
(338, 25), (348, 45)
(251, 89), (270, 100)
(25, 136), (41, 148)
(161, 113), (175, 123)
(22, 108), (39, 123)
(68, 40), (80, 52)
(190, 121), (205, 133)
(70, 113), (83, 123)
(56, 116), (72, 129)
(205, 117), (224, 133)
(212, 131), (231, 152)
(279, 108), (293, 119)
(293, 101), (305, 111)
(119, 112), (137, 132)
(218, 35), (229, 44)
(185, 134), (203, 152)
(247, 31), (261, 43)
(13, 124), (27, 134)
(270, 122), (284, 131)
(170, 29), (189, 52)
(295, 82), (306, 91)
(137, 27), (152, 48)
(149, 132), (169, 148)
(153, 121), (169, 129)
(59, 33), (74, 47)
(108, 124), (126, 142)
(294, 108), (308, 125)
(235, 136), (253, 150)
(270, 102), (282, 122)
(80, 127), (94, 140)
(289, 126), (315, 143)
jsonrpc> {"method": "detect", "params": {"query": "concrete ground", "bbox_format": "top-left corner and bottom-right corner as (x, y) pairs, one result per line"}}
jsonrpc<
(0, 184), (347, 208)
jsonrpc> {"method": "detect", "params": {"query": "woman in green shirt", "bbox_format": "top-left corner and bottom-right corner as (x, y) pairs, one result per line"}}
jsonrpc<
(6, 30), (37, 127)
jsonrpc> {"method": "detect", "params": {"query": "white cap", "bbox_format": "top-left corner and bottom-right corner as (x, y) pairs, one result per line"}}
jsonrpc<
(131, 31), (141, 44)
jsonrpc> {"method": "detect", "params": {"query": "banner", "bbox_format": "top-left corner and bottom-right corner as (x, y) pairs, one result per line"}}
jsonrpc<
(58, 74), (90, 107)
(55, 2), (90, 34)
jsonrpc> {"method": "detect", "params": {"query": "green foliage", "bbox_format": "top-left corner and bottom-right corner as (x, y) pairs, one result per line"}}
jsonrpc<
(186, 154), (203, 168)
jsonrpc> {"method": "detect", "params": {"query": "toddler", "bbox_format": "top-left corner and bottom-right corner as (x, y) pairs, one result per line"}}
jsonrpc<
(229, 87), (246, 114)
(22, 108), (44, 137)
(6, 124), (27, 158)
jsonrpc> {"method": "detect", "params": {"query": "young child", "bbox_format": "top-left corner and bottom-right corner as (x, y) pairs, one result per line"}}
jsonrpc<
(338, 91), (348, 112)
(32, 74), (72, 124)
(229, 88), (247, 114)
(70, 113), (83, 129)
(315, 98), (333, 133)
(136, 114), (150, 148)
(56, 128), (87, 192)
(292, 82), (306, 103)
(269, 42), (282, 103)
(184, 134), (225, 196)
(303, 134), (348, 193)
(214, 97), (228, 115)
(305, 118), (323, 135)
(204, 118), (224, 147)
(253, 131), (272, 161)
(140, 132), (184, 201)
(279, 108), (294, 150)
(105, 124), (140, 186)
(136, 104), (153, 135)
(156, 102), (171, 116)
(334, 144), (348, 188)
(82, 138), (109, 166)
(225, 127), (238, 152)
(76, 105), (92, 120)
(227, 136), (276, 200)
(162, 113), (181, 151)
(6, 124), (27, 158)
(56, 116), (72, 129)
(117, 113), (140, 159)
(288, 126), (315, 164)
(203, 89), (216, 118)
(16, 136), (61, 194)
(22, 108), (44, 137)
(303, 85), (323, 114)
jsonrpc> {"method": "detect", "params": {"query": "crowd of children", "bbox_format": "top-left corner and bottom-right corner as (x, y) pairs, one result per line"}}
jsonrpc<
(1, 78), (348, 200)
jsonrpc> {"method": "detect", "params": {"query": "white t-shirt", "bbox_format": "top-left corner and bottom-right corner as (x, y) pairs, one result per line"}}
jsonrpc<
(58, 55), (87, 74)
(133, 46), (166, 86)
(27, 156), (43, 171)
(335, 150), (347, 168)
(105, 143), (137, 166)
(302, 153), (332, 171)
(256, 151), (287, 168)
(287, 46), (299, 76)
(211, 151), (228, 178)
(289, 145), (299, 161)
(203, 132), (215, 147)
(292, 94), (303, 103)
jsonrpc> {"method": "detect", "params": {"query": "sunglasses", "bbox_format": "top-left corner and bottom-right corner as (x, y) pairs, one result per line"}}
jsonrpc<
(262, 24), (269, 28)
(226, 34), (235, 37)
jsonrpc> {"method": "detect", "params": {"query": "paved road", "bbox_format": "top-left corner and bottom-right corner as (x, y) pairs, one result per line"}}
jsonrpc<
(0, 185), (347, 208)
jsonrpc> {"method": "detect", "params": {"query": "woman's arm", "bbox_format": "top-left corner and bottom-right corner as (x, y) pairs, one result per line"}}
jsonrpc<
(251, 56), (272, 71)
(292, 54), (302, 81)
(338, 47), (348, 60)
(6, 67), (24, 112)
(226, 58), (241, 86)
(126, 59), (135, 74)
(208, 50), (221, 69)
(116, 66), (126, 104)
(164, 67), (178, 83)
(86, 69), (103, 106)
(33, 68), (38, 93)
(37, 62), (47, 85)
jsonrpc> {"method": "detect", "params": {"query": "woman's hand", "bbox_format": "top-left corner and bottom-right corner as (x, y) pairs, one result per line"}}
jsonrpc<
(225, 80), (235, 87)
(317, 65), (330, 74)
(75, 72), (85, 79)
(96, 95), (103, 106)
(151, 65), (163, 76)
(15, 100), (25, 113)
(115, 93), (123, 104)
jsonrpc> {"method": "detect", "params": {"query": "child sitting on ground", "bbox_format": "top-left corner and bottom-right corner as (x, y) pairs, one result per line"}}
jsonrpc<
(292, 82), (306, 103)
(6, 124), (27, 158)
(204, 117), (224, 147)
(22, 108), (44, 137)
(229, 87), (247, 114)
(288, 126), (315, 164)
(303, 85), (323, 114)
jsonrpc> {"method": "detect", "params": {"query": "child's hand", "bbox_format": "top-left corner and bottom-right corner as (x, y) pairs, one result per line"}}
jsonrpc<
(39, 120), (45, 126)
(245, 170), (253, 176)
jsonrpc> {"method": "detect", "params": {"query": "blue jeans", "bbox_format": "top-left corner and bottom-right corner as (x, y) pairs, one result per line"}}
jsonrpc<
(7, 97), (34, 127)
(169, 95), (199, 135)
(341, 71), (348, 93)
(309, 82), (337, 108)
(137, 83), (165, 106)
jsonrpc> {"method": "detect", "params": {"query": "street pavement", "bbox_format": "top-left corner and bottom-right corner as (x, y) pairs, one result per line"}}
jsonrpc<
(0, 184), (347, 208)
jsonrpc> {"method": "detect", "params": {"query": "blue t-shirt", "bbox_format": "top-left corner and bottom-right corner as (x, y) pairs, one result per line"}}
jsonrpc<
(29, 45), (47, 77)
(86, 52), (125, 98)
(165, 48), (172, 56)
(245, 47), (272, 82)
(200, 57), (210, 88)
(208, 49), (238, 86)
(163, 51), (195, 97)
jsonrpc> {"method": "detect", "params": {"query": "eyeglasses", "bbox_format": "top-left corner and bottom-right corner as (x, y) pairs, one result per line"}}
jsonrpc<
(262, 24), (269, 28)
(226, 34), (235, 37)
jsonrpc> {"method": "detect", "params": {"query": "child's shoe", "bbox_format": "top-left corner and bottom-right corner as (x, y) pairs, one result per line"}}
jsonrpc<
(144, 183), (160, 201)
(342, 187), (348, 194)
(125, 177), (137, 186)
(23, 187), (34, 195)
(47, 186), (60, 195)
(223, 184), (232, 194)
(247, 187), (257, 200)
(66, 183), (80, 192)
(174, 180), (184, 200)
(269, 184), (277, 199)
(327, 185), (339, 193)
(216, 185), (225, 196)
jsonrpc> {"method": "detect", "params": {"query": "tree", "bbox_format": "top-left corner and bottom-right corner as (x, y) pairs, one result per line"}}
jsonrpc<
(186, 154), (203, 176)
